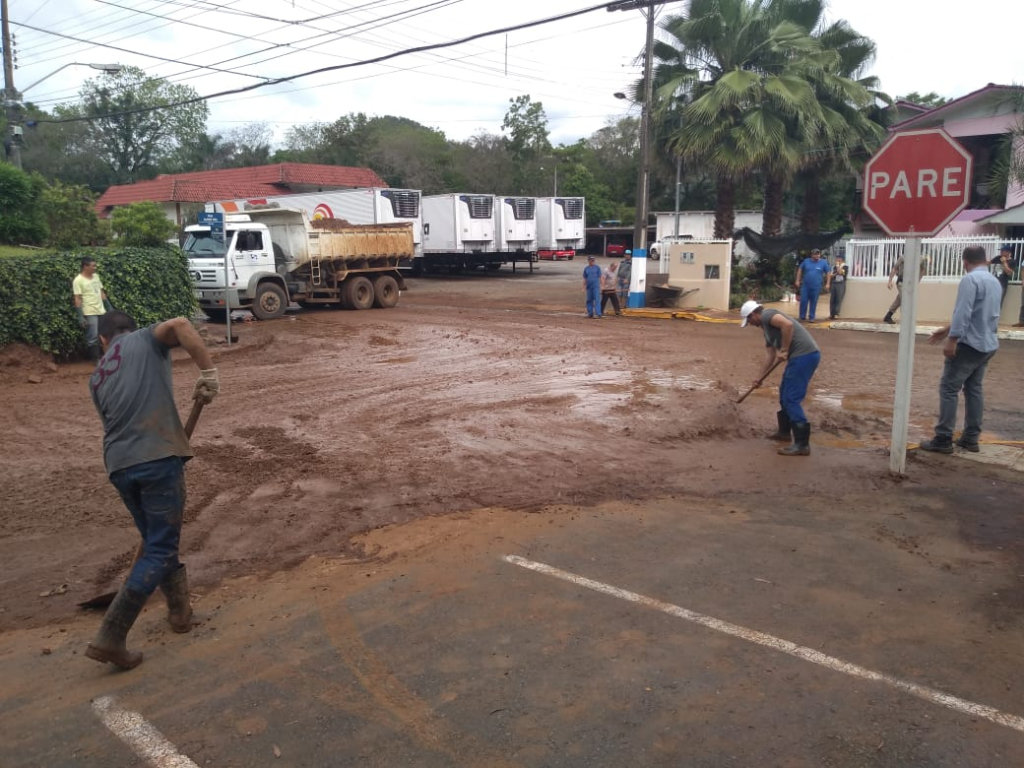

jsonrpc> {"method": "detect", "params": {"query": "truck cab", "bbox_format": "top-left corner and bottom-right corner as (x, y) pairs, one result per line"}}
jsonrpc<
(183, 215), (288, 321)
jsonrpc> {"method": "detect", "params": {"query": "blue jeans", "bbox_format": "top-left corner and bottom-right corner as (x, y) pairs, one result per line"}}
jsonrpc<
(586, 283), (601, 316)
(83, 314), (100, 348)
(799, 284), (822, 320)
(935, 344), (995, 442)
(780, 351), (820, 423)
(109, 456), (186, 595)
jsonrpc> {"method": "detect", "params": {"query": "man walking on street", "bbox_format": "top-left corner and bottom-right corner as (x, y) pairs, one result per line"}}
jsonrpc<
(883, 252), (927, 324)
(795, 249), (830, 323)
(740, 301), (821, 456)
(86, 312), (220, 669)
(72, 257), (111, 363)
(920, 246), (1001, 454)
(600, 261), (622, 316)
(583, 255), (603, 318)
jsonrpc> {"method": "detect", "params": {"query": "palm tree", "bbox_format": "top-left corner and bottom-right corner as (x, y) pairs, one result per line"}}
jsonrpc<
(652, 0), (828, 239)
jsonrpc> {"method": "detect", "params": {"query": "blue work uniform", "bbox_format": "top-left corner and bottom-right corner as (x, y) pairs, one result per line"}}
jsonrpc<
(797, 257), (830, 321)
(583, 263), (603, 317)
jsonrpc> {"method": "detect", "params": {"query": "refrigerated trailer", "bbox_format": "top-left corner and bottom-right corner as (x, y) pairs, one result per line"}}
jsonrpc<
(536, 197), (585, 260)
(421, 193), (539, 271)
(495, 196), (538, 264)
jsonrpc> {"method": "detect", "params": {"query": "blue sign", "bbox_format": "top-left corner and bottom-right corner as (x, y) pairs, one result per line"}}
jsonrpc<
(198, 211), (224, 242)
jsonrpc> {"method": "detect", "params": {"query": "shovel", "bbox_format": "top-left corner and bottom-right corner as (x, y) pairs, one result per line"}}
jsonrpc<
(78, 397), (205, 610)
(735, 358), (783, 404)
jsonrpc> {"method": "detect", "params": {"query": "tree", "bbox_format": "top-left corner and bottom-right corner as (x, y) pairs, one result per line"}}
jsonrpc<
(0, 164), (48, 245)
(226, 123), (273, 168)
(898, 91), (948, 108)
(109, 202), (177, 246)
(40, 182), (108, 248)
(501, 95), (553, 193)
(72, 66), (208, 183)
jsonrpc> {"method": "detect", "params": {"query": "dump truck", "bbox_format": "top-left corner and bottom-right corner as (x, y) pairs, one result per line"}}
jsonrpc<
(183, 207), (413, 321)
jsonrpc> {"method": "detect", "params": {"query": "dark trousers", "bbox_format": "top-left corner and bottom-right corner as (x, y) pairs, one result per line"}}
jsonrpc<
(935, 344), (995, 442)
(110, 456), (186, 595)
(829, 282), (846, 318)
(600, 291), (621, 315)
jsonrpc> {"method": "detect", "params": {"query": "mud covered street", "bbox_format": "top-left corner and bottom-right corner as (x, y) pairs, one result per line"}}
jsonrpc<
(1, 259), (1023, 766)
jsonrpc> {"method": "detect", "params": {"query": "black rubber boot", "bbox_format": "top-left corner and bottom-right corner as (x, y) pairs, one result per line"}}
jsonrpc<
(768, 410), (791, 441)
(778, 421), (811, 456)
(160, 563), (194, 633)
(85, 586), (148, 669)
(883, 312), (895, 325)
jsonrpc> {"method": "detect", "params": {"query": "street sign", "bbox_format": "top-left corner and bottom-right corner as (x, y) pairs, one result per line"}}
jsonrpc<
(197, 211), (225, 242)
(862, 129), (973, 237)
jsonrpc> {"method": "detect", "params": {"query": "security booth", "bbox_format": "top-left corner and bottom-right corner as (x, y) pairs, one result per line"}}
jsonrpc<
(656, 239), (732, 310)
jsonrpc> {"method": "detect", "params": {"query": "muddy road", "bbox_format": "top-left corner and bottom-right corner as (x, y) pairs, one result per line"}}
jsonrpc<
(1, 259), (1023, 766)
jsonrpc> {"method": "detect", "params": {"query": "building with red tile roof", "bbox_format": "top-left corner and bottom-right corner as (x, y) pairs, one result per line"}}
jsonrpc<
(95, 163), (388, 226)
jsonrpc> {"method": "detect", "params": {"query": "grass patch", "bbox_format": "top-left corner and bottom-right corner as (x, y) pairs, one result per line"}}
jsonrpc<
(0, 245), (52, 258)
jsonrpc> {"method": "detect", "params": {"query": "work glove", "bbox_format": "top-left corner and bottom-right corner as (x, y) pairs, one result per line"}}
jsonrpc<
(103, 298), (114, 312)
(75, 307), (87, 328)
(193, 368), (220, 404)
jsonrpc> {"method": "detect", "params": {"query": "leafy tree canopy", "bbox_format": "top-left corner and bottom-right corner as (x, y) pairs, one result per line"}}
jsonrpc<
(110, 201), (178, 246)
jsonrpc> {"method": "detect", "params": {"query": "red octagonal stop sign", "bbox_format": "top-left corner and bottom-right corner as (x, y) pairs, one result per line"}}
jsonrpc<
(862, 128), (973, 237)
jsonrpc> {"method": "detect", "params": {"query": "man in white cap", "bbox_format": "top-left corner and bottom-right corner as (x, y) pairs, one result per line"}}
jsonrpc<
(739, 300), (821, 456)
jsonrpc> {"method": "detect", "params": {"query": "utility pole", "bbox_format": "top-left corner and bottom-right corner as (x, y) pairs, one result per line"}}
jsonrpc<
(1, 0), (22, 169)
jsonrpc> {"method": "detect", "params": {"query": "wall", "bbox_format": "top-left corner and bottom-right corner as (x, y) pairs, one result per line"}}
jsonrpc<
(835, 278), (1022, 325)
(665, 240), (732, 311)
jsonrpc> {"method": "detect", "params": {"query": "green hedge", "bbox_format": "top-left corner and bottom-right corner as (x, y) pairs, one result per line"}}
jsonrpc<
(0, 245), (197, 356)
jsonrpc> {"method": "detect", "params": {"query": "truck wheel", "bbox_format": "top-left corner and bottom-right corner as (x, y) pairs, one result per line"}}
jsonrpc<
(252, 283), (287, 320)
(203, 308), (227, 323)
(372, 275), (400, 308)
(343, 276), (374, 310)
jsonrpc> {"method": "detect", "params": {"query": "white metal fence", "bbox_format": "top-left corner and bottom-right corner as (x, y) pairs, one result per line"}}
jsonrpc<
(844, 237), (1023, 282)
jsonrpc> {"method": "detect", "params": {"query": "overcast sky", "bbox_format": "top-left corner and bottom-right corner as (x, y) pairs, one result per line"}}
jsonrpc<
(8, 0), (1024, 149)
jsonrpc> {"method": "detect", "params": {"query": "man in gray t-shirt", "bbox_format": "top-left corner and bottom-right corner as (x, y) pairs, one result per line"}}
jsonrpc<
(739, 301), (821, 456)
(85, 311), (220, 670)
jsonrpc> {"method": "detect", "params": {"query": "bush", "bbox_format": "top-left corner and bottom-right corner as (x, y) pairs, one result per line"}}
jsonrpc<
(0, 245), (197, 356)
(40, 182), (109, 249)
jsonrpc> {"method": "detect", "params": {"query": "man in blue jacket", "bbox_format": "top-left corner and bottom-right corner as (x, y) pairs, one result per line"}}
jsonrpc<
(794, 248), (831, 323)
(582, 255), (603, 318)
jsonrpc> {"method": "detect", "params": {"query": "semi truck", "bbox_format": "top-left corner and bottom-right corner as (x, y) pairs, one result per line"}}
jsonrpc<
(536, 197), (586, 260)
(183, 207), (413, 320)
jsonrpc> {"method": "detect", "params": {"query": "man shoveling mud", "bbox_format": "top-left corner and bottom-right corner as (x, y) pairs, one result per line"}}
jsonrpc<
(739, 301), (821, 456)
(85, 312), (219, 669)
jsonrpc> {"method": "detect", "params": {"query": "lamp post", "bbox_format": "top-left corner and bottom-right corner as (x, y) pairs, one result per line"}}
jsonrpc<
(1, 57), (123, 170)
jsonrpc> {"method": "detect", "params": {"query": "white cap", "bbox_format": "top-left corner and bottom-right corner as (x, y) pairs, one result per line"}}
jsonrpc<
(739, 300), (762, 327)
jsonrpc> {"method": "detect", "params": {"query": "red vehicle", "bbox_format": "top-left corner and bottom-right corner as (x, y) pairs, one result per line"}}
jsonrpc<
(605, 243), (626, 257)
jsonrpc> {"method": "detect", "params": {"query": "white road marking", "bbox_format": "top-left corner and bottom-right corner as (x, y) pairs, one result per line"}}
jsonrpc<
(92, 696), (199, 768)
(503, 554), (1024, 733)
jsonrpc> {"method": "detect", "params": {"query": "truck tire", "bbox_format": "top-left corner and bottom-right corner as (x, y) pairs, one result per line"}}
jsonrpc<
(203, 308), (227, 323)
(343, 276), (374, 310)
(372, 275), (400, 308)
(252, 283), (287, 320)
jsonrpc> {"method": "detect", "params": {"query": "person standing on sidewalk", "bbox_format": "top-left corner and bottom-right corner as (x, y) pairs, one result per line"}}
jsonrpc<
(85, 312), (220, 670)
(795, 249), (830, 323)
(990, 244), (1017, 308)
(828, 254), (848, 320)
(583, 255), (603, 318)
(883, 252), (927, 324)
(739, 300), (821, 456)
(919, 246), (1001, 454)
(72, 257), (112, 363)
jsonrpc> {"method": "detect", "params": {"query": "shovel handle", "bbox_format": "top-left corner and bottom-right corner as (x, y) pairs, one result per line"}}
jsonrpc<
(736, 358), (784, 404)
(184, 397), (204, 438)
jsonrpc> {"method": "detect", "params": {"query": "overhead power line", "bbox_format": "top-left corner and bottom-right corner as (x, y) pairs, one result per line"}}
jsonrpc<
(37, 1), (617, 125)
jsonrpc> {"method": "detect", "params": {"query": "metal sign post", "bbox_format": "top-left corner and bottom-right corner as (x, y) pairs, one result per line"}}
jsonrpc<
(198, 212), (230, 346)
(889, 234), (920, 475)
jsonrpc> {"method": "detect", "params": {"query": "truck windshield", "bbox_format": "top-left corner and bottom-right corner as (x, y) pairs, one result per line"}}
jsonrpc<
(183, 233), (228, 257)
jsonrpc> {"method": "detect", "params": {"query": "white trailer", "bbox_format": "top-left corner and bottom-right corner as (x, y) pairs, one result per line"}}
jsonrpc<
(495, 196), (538, 256)
(536, 197), (586, 260)
(211, 188), (422, 261)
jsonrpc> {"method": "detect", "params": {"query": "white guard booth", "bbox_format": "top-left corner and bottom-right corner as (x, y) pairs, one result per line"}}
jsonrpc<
(665, 240), (732, 311)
